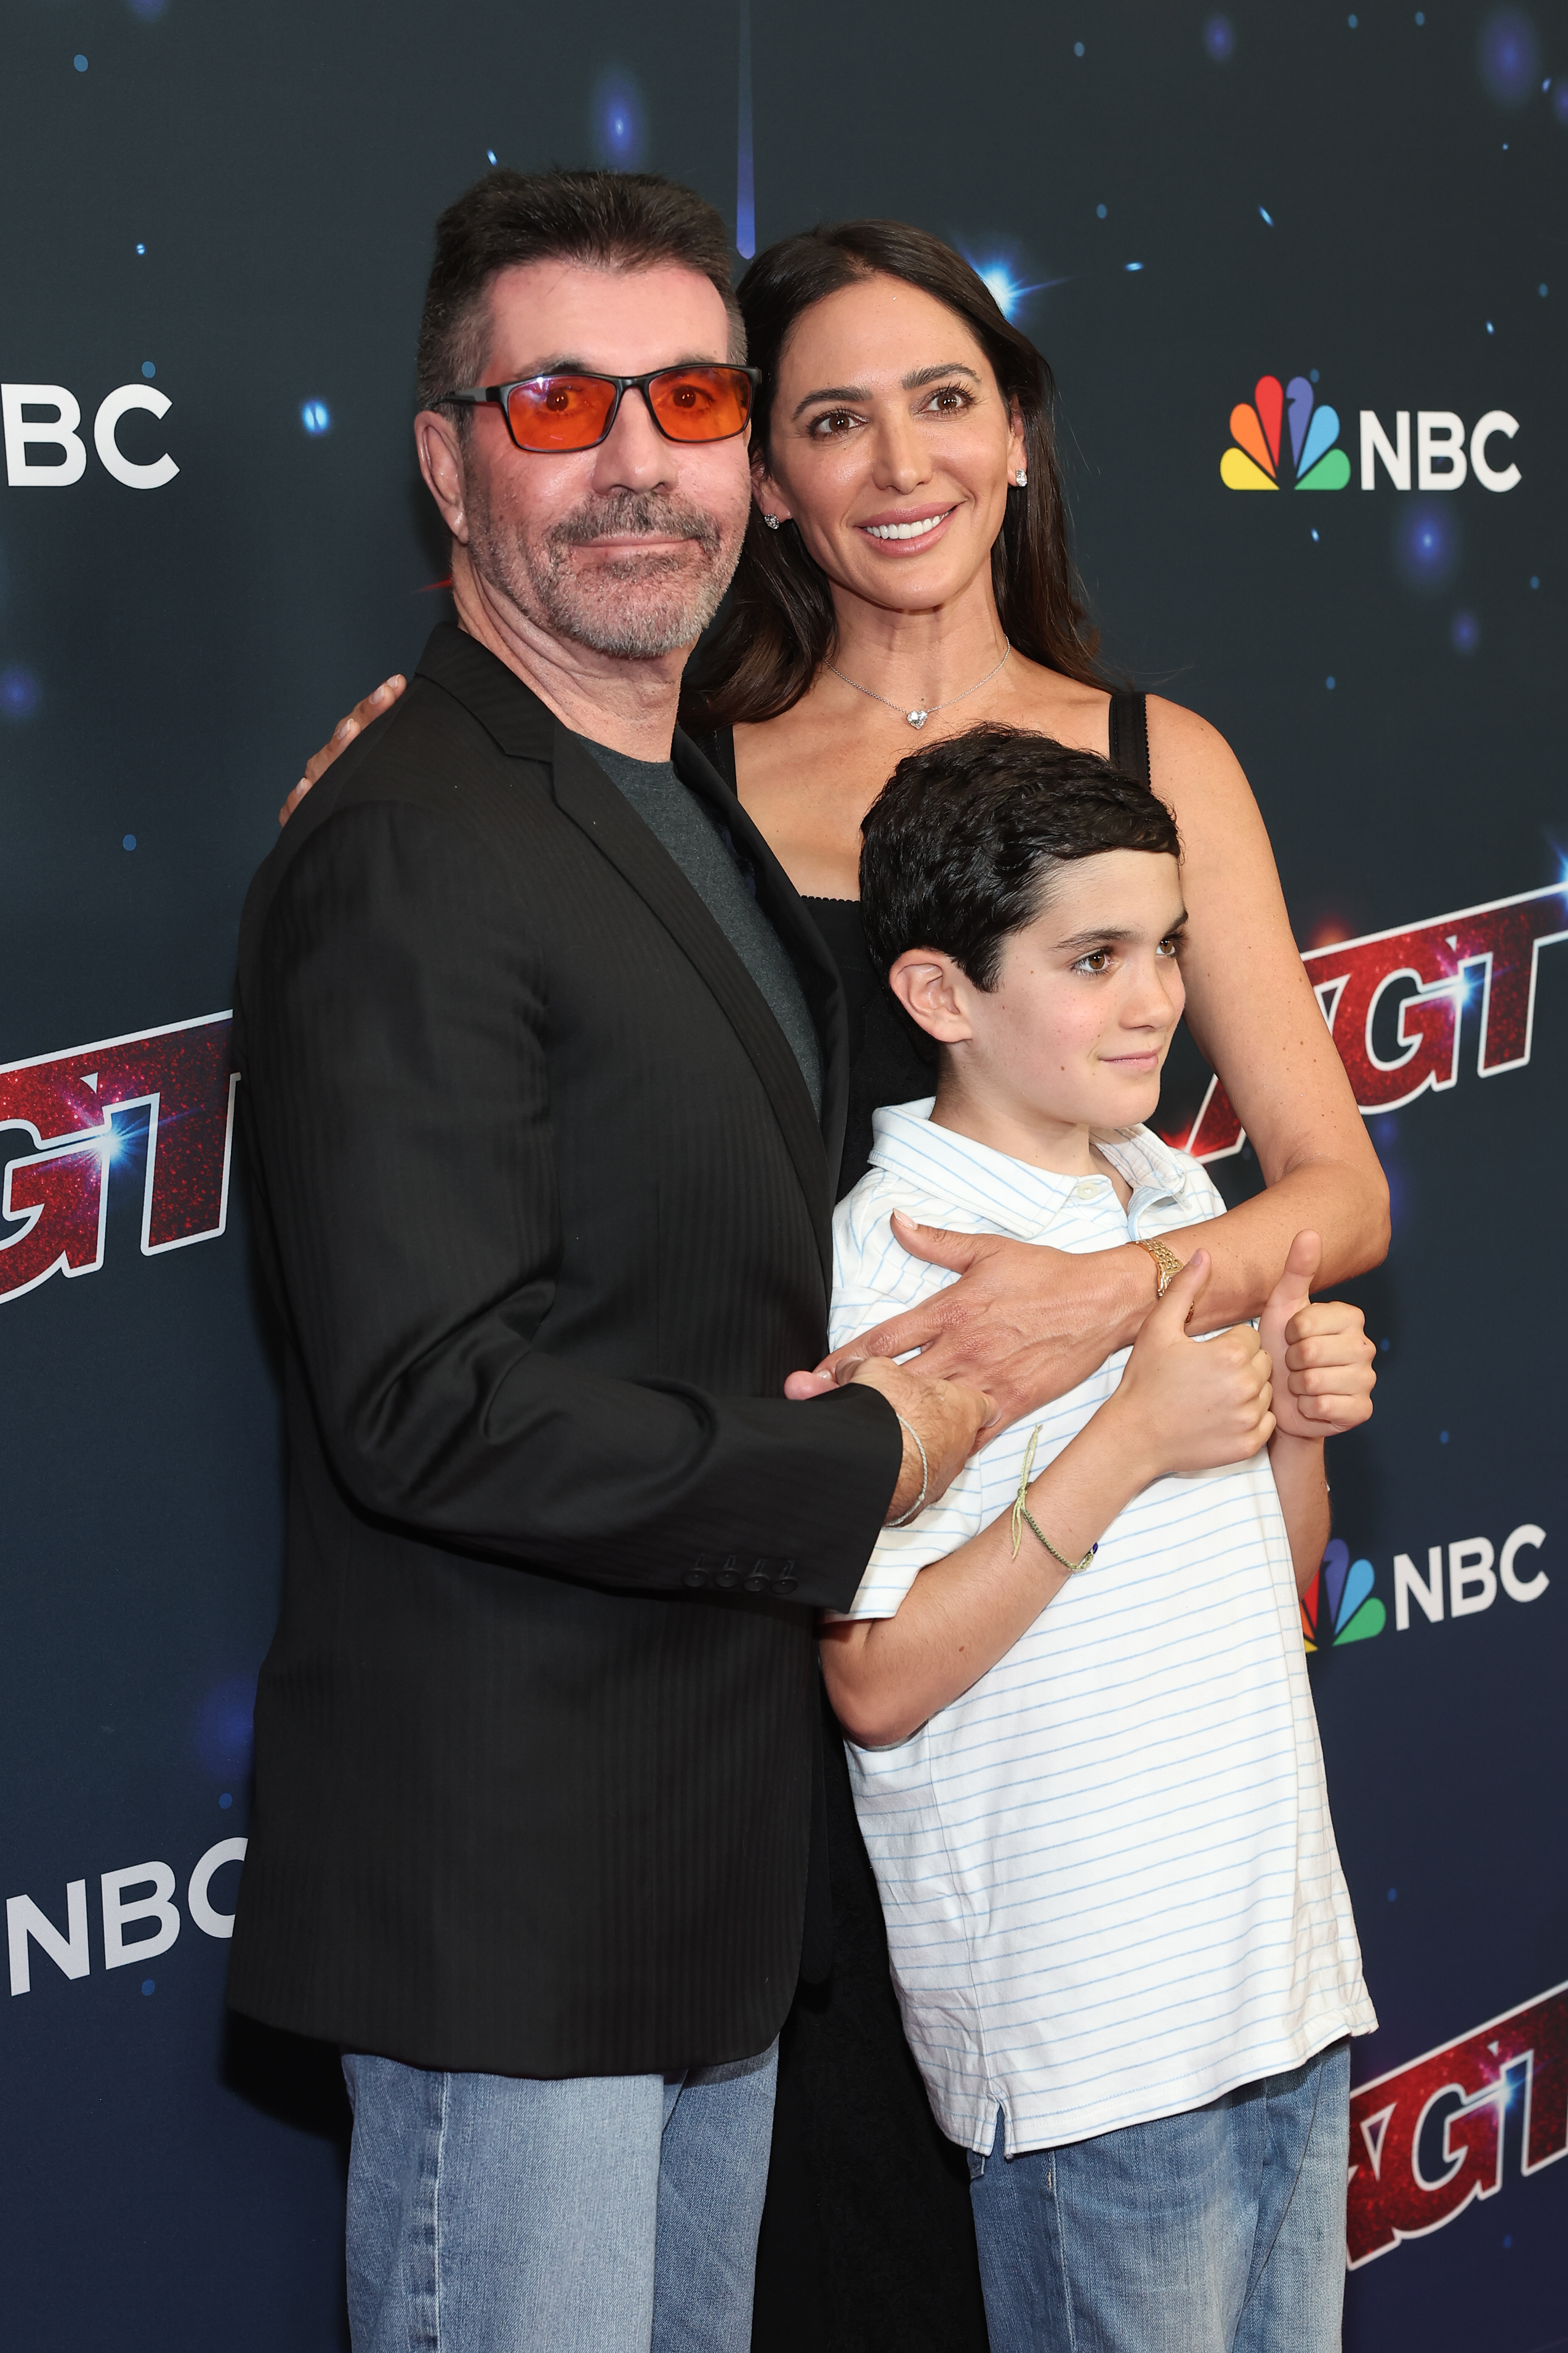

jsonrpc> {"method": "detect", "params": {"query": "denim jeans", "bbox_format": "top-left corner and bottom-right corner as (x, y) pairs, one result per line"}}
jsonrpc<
(340, 2040), (778, 2353)
(967, 2042), (1350, 2353)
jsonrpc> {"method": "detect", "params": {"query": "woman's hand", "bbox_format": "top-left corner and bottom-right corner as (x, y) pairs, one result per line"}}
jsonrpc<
(1103, 1249), (1276, 1483)
(278, 675), (408, 826)
(1256, 1230), (1377, 1438)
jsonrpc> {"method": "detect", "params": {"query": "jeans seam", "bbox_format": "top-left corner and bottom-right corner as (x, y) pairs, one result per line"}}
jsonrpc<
(1239, 2054), (1325, 2323)
(1046, 2149), (1079, 2353)
(430, 2071), (448, 2353)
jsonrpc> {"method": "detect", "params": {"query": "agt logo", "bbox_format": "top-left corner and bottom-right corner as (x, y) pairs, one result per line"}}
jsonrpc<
(2, 382), (177, 489)
(0, 1014), (236, 1304)
(1221, 374), (1521, 493)
(1348, 1978), (1568, 2266)
(1181, 884), (1568, 1158)
(1300, 1525), (1548, 1653)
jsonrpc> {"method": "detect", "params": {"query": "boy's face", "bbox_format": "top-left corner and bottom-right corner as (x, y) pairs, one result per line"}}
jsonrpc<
(891, 850), (1187, 1139)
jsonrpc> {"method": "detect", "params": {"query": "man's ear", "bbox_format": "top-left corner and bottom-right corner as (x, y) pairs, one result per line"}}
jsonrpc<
(416, 410), (470, 544)
(888, 950), (975, 1044)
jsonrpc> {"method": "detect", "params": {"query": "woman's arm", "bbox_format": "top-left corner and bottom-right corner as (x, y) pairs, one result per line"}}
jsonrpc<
(1257, 1230), (1378, 1596)
(278, 676), (407, 825)
(809, 700), (1389, 1429)
(822, 1253), (1275, 1748)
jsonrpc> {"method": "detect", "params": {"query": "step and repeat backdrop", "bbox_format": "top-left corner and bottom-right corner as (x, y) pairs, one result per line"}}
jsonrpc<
(1, 1), (1561, 2346)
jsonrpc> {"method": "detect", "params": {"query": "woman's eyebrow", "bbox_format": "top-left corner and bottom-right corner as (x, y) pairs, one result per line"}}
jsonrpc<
(791, 383), (867, 418)
(902, 363), (981, 390)
(790, 362), (982, 421)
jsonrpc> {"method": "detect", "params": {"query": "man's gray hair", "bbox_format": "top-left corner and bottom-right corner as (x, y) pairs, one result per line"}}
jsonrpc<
(416, 167), (746, 414)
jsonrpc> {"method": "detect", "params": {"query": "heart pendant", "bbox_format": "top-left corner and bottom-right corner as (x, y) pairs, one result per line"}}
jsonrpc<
(906, 709), (929, 728)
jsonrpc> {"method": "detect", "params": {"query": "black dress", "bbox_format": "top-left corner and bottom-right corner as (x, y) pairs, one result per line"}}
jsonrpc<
(754, 897), (990, 2353)
(694, 701), (1150, 2353)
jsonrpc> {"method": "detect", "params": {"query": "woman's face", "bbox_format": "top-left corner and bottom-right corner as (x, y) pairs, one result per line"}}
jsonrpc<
(755, 273), (1026, 619)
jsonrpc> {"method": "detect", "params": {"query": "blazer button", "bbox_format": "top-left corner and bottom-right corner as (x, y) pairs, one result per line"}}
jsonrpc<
(773, 1575), (798, 1596)
(683, 1570), (709, 1589)
(744, 1572), (769, 1593)
(715, 1569), (739, 1589)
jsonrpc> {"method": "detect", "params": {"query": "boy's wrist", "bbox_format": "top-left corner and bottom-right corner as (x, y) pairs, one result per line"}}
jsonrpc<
(1064, 1391), (1162, 1510)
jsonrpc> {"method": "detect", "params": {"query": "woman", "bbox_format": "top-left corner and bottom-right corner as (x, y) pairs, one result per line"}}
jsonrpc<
(294, 219), (1388, 2351)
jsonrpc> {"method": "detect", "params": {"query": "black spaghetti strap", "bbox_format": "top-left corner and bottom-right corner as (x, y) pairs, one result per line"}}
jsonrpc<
(1108, 691), (1151, 788)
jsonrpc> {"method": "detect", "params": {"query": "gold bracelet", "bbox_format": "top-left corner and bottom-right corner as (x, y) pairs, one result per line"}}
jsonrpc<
(1134, 1235), (1184, 1298)
(1008, 1426), (1099, 1573)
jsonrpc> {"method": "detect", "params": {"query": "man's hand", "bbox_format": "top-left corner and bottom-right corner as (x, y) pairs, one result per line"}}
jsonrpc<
(278, 675), (408, 826)
(802, 1214), (1153, 1437)
(1106, 1250), (1276, 1481)
(789, 1354), (992, 1525)
(1257, 1230), (1377, 1439)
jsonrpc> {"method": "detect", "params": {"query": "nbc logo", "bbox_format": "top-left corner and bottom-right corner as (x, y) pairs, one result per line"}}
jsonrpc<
(1221, 375), (1350, 492)
(1300, 1537), (1385, 1650)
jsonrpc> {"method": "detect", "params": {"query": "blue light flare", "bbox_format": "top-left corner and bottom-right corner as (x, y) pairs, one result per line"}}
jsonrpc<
(590, 70), (646, 170)
(1204, 15), (1236, 60)
(301, 400), (331, 437)
(1394, 499), (1461, 593)
(962, 250), (1067, 321)
(736, 0), (754, 257)
(1478, 8), (1539, 105)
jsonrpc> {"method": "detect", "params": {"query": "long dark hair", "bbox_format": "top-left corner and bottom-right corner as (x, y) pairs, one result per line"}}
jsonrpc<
(682, 220), (1103, 731)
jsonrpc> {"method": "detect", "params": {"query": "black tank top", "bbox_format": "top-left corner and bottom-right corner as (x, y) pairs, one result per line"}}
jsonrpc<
(688, 695), (1149, 1196)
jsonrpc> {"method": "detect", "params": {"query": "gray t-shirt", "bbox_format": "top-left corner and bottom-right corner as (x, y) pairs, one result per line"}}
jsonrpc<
(584, 739), (822, 1118)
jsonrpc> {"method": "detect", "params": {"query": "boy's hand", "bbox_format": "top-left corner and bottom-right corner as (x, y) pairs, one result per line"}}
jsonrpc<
(1258, 1230), (1377, 1439)
(1109, 1249), (1276, 1479)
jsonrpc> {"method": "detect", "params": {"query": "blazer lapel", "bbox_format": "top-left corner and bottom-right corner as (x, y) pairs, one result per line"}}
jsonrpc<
(550, 725), (836, 1291)
(414, 622), (840, 1288)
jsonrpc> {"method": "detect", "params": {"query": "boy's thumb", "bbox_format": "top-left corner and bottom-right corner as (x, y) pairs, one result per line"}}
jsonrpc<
(1266, 1229), (1322, 1317)
(1154, 1246), (1209, 1328)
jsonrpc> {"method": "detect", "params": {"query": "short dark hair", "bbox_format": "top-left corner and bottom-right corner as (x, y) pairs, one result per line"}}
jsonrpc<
(415, 167), (745, 416)
(860, 725), (1181, 991)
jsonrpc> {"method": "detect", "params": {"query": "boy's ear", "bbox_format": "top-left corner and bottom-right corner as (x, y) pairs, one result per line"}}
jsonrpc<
(888, 950), (975, 1044)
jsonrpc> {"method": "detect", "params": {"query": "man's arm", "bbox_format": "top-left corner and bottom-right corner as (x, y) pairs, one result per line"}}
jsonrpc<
(244, 797), (904, 1611)
(822, 1254), (1276, 1746)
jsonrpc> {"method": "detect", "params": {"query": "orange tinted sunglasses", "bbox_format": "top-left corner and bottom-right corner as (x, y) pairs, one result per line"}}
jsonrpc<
(439, 364), (760, 453)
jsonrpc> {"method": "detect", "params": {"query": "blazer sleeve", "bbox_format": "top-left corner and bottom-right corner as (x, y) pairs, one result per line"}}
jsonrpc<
(241, 796), (901, 1610)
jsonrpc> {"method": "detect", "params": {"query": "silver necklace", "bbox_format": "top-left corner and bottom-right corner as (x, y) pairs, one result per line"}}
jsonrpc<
(826, 638), (1011, 729)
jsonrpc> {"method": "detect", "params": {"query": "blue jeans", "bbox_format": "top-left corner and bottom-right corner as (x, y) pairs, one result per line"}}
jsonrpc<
(341, 2041), (778, 2353)
(968, 2043), (1350, 2353)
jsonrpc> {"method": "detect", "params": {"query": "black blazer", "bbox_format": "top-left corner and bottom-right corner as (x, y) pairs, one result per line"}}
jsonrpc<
(227, 625), (901, 2077)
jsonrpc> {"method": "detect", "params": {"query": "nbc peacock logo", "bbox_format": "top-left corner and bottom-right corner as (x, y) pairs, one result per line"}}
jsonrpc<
(1300, 1537), (1386, 1651)
(1221, 374), (1351, 492)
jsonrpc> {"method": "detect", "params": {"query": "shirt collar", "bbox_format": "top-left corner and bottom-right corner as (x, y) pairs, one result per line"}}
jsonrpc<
(866, 1099), (1193, 1238)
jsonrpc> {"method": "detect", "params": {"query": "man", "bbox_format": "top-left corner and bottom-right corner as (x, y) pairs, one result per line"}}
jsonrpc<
(230, 167), (986, 2353)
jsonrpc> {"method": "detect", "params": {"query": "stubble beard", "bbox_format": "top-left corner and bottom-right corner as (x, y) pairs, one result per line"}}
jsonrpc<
(466, 483), (747, 661)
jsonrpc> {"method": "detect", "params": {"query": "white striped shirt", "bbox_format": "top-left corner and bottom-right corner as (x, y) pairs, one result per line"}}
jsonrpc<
(829, 1101), (1375, 2155)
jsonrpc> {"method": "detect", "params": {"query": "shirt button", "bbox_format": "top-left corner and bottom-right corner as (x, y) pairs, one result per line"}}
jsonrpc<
(1075, 1179), (1100, 1200)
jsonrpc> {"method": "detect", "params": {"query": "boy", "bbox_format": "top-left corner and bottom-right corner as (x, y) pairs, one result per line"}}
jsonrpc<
(819, 727), (1378, 2353)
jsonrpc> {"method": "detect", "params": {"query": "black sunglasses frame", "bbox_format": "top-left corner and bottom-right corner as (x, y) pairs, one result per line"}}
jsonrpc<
(438, 365), (762, 453)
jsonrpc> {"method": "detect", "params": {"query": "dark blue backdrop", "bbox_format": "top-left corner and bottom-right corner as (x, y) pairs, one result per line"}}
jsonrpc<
(2, 2), (1562, 2344)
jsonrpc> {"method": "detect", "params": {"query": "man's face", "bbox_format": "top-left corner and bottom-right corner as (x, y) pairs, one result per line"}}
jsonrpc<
(433, 260), (753, 660)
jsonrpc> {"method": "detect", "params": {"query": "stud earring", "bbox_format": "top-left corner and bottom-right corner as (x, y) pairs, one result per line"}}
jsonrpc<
(1013, 470), (1027, 488)
(763, 513), (781, 531)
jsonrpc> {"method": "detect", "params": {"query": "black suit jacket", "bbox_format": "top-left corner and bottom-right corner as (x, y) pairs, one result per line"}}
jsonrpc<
(227, 624), (901, 2076)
